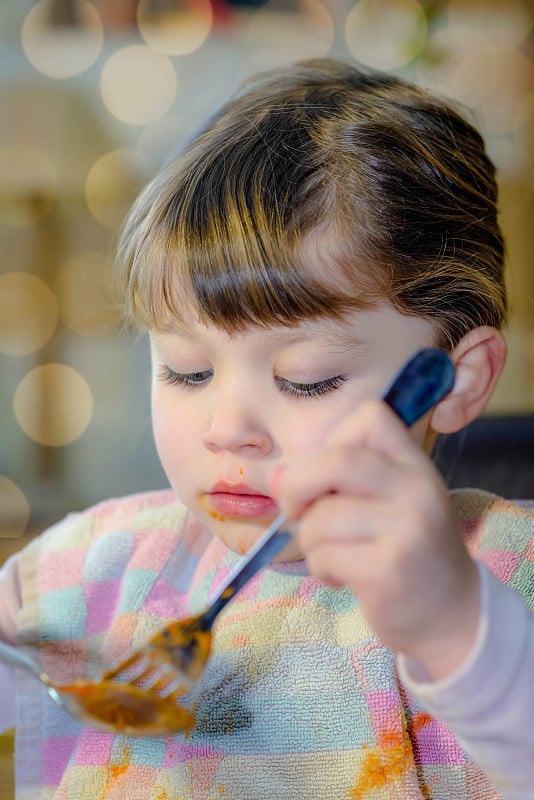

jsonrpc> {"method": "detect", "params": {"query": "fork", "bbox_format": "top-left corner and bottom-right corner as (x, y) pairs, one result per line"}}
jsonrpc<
(0, 637), (195, 734)
(0, 347), (454, 736)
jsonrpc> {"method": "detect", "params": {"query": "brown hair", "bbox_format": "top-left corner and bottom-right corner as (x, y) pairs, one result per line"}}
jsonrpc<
(115, 57), (507, 349)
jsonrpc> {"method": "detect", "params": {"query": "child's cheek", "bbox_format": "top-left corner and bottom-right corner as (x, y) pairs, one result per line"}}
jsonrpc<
(268, 465), (286, 500)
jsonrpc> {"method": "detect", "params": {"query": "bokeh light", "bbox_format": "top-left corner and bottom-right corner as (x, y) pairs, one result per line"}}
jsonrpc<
(137, 0), (213, 56)
(100, 45), (177, 126)
(0, 273), (58, 356)
(414, 24), (490, 97)
(446, 0), (532, 49)
(445, 46), (534, 135)
(14, 364), (93, 447)
(55, 252), (120, 336)
(416, 21), (534, 136)
(0, 476), (30, 539)
(345, 0), (427, 70)
(85, 148), (145, 230)
(21, 0), (103, 79)
(0, 144), (57, 226)
(244, 0), (334, 70)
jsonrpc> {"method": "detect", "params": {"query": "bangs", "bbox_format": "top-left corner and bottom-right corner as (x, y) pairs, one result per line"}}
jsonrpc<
(115, 68), (394, 333)
(118, 159), (383, 333)
(124, 231), (377, 333)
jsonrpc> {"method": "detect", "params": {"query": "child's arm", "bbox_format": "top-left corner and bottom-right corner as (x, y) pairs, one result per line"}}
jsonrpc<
(274, 399), (534, 798)
(399, 560), (534, 796)
(0, 554), (21, 732)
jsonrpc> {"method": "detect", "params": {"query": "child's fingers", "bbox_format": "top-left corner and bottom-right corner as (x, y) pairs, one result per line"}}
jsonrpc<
(294, 495), (399, 583)
(326, 397), (430, 466)
(277, 444), (402, 520)
(275, 399), (432, 520)
(303, 539), (376, 590)
(296, 494), (388, 546)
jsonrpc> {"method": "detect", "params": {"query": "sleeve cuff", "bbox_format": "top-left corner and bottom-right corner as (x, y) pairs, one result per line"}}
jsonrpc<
(397, 560), (530, 716)
(397, 558), (489, 699)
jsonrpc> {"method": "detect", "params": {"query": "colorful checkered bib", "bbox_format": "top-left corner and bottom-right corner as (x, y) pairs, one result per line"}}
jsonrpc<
(13, 489), (534, 800)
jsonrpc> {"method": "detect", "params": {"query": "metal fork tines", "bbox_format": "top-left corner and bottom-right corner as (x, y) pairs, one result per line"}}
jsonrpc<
(108, 652), (190, 699)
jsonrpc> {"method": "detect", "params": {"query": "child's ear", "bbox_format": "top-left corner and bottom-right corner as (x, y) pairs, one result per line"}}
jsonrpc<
(430, 326), (507, 434)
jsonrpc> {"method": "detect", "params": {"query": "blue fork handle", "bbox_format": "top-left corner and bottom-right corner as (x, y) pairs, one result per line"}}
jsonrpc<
(381, 347), (455, 426)
(202, 347), (455, 628)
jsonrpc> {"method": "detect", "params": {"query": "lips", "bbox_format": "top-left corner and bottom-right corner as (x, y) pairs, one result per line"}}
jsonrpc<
(206, 481), (277, 520)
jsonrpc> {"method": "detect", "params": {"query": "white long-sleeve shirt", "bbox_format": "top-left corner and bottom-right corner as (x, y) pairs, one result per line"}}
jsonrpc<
(399, 561), (534, 799)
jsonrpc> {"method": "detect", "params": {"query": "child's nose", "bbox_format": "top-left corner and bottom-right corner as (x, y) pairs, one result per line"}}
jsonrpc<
(201, 400), (273, 455)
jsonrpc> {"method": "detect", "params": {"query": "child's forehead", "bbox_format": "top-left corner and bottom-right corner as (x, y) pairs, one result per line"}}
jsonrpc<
(150, 300), (434, 352)
(153, 313), (368, 346)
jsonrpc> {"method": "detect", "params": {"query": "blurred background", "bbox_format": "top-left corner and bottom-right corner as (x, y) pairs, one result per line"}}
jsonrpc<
(1, 0), (533, 555)
(0, 0), (533, 791)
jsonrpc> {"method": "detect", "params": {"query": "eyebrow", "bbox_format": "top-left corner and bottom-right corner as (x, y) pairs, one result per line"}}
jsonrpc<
(153, 322), (367, 354)
(268, 327), (367, 353)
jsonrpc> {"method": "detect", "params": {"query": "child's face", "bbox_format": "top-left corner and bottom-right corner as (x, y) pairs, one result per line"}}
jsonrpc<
(150, 302), (435, 559)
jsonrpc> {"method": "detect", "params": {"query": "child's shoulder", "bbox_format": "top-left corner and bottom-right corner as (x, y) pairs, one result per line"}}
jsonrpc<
(451, 488), (534, 603)
(451, 487), (534, 522)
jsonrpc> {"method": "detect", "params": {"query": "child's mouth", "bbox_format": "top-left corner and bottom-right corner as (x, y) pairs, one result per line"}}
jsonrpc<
(206, 483), (277, 520)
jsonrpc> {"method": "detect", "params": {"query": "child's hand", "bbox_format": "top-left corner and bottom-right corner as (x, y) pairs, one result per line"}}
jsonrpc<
(274, 399), (481, 682)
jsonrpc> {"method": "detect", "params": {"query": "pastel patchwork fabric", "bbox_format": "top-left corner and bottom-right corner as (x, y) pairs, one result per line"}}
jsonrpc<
(13, 489), (534, 800)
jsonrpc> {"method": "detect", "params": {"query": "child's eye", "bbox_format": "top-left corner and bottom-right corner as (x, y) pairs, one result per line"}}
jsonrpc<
(277, 375), (347, 398)
(157, 366), (212, 387)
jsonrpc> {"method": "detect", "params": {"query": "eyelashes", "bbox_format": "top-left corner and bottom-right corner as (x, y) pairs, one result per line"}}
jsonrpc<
(276, 375), (347, 397)
(157, 366), (212, 387)
(157, 366), (347, 398)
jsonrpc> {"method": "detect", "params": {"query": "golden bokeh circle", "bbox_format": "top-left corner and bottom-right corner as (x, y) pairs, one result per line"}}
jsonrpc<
(0, 144), (58, 227)
(0, 273), (58, 356)
(0, 476), (30, 539)
(137, 0), (213, 56)
(21, 0), (103, 79)
(14, 364), (93, 447)
(100, 45), (177, 126)
(55, 252), (121, 336)
(344, 0), (427, 70)
(85, 148), (145, 230)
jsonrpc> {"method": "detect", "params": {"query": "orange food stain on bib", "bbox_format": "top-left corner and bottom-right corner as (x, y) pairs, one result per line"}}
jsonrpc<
(108, 744), (131, 781)
(350, 713), (432, 799)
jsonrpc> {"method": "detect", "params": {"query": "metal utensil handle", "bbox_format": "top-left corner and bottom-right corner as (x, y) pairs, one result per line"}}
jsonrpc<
(203, 347), (454, 627)
(0, 639), (44, 681)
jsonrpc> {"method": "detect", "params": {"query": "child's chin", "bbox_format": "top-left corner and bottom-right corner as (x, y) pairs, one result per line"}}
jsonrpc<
(212, 520), (304, 562)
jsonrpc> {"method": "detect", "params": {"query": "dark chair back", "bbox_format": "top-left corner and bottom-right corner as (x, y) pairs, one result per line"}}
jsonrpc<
(434, 415), (534, 500)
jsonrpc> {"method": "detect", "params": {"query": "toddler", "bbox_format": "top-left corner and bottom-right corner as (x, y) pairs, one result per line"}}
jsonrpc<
(0, 58), (533, 800)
